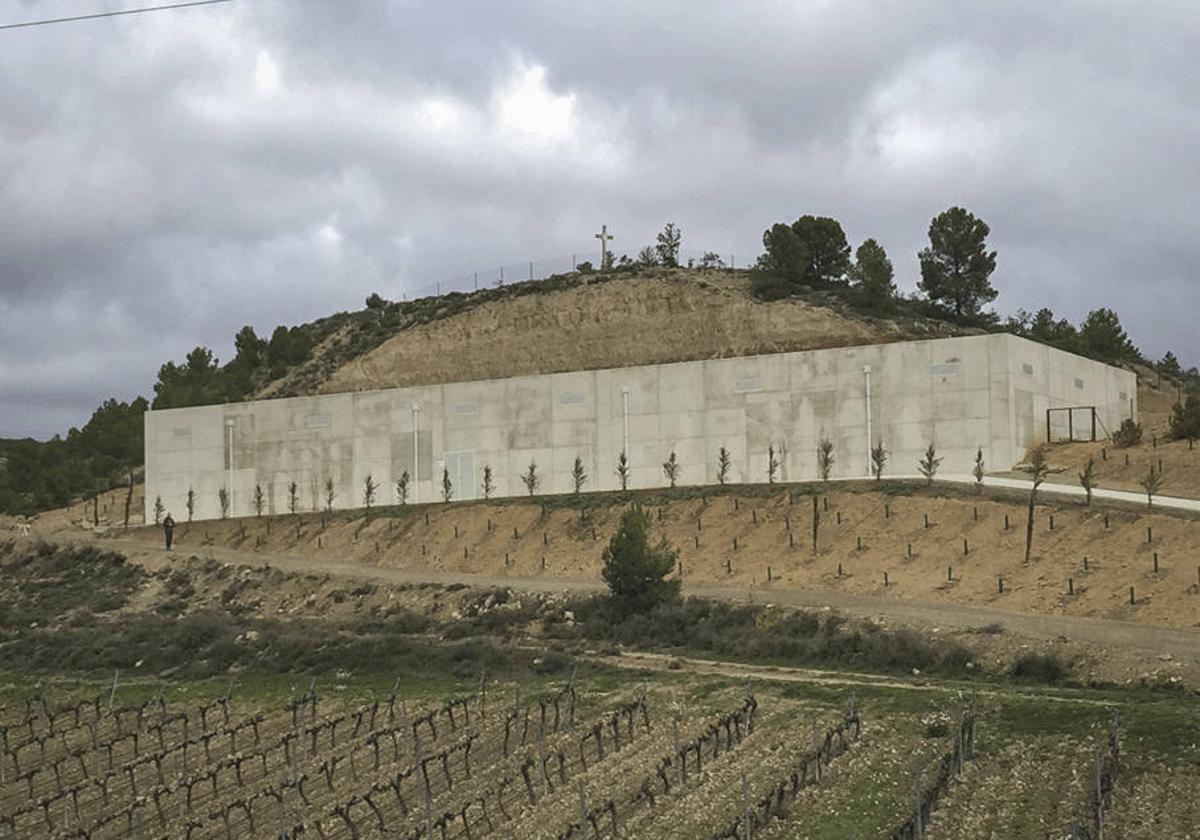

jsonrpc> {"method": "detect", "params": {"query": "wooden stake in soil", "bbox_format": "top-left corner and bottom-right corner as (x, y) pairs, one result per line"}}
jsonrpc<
(883, 571), (889, 587)
(997, 575), (1004, 594)
(1129, 586), (1135, 605)
(1083, 556), (1089, 571)
(1068, 578), (1074, 595)
(812, 496), (820, 554)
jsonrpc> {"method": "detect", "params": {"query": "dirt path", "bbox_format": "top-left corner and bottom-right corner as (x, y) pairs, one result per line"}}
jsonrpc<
(63, 534), (1200, 665)
(586, 651), (1127, 708)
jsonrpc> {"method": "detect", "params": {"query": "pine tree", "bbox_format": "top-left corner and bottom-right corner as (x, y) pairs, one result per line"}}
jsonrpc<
(601, 503), (680, 615)
(850, 239), (896, 310)
(918, 207), (998, 320)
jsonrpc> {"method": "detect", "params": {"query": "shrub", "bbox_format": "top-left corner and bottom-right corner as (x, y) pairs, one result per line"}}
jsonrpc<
(1168, 394), (1200, 441)
(1112, 418), (1142, 447)
(1010, 652), (1067, 684)
(749, 272), (793, 301)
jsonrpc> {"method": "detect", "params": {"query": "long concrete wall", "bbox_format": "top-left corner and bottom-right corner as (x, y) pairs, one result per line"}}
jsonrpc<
(144, 334), (1135, 521)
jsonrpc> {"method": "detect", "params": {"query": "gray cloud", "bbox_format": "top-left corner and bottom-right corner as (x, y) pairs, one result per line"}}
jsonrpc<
(1, 0), (1197, 439)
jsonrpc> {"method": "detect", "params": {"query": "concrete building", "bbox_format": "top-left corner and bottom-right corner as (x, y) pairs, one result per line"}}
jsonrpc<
(144, 333), (1136, 521)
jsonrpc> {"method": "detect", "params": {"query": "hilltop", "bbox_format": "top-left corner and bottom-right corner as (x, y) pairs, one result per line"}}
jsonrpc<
(253, 267), (970, 399)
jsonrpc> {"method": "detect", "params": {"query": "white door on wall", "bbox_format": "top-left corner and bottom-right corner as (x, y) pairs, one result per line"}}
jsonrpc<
(442, 450), (476, 501)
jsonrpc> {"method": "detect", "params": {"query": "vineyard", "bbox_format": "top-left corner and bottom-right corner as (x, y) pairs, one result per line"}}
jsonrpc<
(2, 669), (1195, 840)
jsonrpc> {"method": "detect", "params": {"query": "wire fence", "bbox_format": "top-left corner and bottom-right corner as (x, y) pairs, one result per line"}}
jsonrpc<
(398, 247), (748, 302)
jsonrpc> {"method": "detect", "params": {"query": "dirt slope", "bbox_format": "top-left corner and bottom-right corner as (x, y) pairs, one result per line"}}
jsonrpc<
(316, 271), (904, 394)
(93, 483), (1200, 632)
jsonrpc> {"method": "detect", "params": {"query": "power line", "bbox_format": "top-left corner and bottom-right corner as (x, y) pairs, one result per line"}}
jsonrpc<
(0, 0), (233, 31)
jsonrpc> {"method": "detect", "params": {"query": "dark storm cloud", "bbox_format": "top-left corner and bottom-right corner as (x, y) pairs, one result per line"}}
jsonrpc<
(1, 0), (1196, 439)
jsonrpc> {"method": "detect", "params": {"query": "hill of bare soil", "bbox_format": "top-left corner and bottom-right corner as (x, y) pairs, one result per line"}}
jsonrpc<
(268, 270), (960, 397)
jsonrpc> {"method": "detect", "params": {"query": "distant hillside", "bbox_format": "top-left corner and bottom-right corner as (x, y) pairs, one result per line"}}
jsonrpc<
(255, 267), (970, 398)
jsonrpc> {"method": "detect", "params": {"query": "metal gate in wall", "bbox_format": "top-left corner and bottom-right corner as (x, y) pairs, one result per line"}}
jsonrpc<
(441, 450), (476, 501)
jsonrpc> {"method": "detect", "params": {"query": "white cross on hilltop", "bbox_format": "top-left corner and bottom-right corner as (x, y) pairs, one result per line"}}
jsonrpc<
(594, 224), (614, 268)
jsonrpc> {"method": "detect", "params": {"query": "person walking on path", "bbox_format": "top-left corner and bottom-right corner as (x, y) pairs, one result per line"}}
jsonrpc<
(162, 513), (175, 551)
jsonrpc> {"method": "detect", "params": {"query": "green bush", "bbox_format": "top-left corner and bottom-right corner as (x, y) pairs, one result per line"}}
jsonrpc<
(749, 272), (794, 301)
(1168, 394), (1200, 441)
(1009, 652), (1067, 684)
(1112, 418), (1143, 447)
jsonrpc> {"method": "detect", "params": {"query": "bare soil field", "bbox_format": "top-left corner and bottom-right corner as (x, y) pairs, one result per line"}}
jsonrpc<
(97, 483), (1200, 631)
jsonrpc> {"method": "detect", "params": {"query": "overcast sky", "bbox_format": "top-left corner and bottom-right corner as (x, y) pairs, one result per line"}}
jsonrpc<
(2, 1), (1197, 440)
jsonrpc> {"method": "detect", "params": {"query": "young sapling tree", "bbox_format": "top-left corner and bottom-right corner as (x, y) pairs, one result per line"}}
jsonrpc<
(572, 456), (588, 495)
(481, 465), (493, 500)
(153, 496), (165, 525)
(521, 461), (539, 496)
(363, 474), (378, 517)
(253, 484), (265, 517)
(616, 451), (630, 491)
(1140, 465), (1162, 509)
(918, 443), (942, 486)
(186, 488), (196, 523)
(324, 478), (336, 513)
(396, 471), (410, 505)
(1018, 446), (1060, 563)
(972, 447), (986, 494)
(441, 468), (453, 503)
(717, 446), (732, 485)
(767, 444), (780, 484)
(870, 442), (888, 481)
(817, 438), (835, 481)
(1078, 457), (1096, 506)
(218, 488), (230, 519)
(288, 481), (299, 515)
(662, 451), (680, 488)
